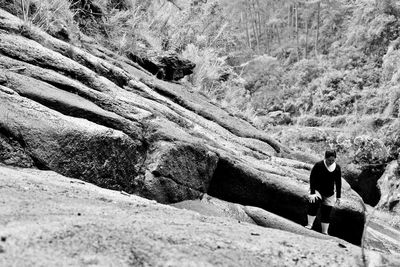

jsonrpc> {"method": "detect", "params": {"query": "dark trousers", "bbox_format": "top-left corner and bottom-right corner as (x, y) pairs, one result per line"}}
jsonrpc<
(307, 199), (333, 223)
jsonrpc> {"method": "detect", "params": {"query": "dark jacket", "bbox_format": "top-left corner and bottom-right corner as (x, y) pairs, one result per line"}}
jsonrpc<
(310, 160), (341, 198)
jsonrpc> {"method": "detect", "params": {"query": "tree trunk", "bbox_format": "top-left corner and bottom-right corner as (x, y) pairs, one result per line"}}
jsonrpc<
(276, 24), (282, 46)
(252, 0), (261, 53)
(255, 0), (263, 38)
(243, 9), (252, 49)
(287, 4), (291, 39)
(242, 11), (251, 49)
(249, 0), (260, 54)
(252, 20), (260, 54)
(292, 4), (296, 40)
(295, 2), (300, 61)
(266, 26), (270, 54)
(305, 15), (309, 59)
(263, 17), (269, 54)
(314, 1), (321, 57)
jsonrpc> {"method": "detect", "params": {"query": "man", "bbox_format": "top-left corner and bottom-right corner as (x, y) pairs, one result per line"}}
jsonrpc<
(305, 150), (342, 235)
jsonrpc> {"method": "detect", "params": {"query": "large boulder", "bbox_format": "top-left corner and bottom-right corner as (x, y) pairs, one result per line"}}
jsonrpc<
(0, 88), (145, 191)
(0, 83), (220, 202)
(139, 141), (219, 203)
(127, 51), (195, 81)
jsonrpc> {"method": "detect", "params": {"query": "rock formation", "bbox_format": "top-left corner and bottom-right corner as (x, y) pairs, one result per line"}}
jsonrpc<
(0, 7), (365, 243)
(4, 165), (396, 266)
(1, 7), (398, 265)
(127, 52), (196, 81)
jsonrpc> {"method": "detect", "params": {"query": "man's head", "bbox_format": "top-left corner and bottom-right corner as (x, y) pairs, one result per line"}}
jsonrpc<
(324, 150), (336, 166)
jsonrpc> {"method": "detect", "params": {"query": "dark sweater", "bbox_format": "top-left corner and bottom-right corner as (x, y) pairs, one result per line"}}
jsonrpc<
(310, 160), (342, 198)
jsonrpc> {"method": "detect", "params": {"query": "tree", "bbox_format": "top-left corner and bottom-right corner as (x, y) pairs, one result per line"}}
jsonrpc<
(314, 0), (321, 57)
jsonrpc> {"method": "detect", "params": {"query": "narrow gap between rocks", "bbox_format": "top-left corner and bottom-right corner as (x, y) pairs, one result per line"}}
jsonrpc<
(345, 167), (384, 207)
(206, 156), (365, 245)
(207, 157), (306, 225)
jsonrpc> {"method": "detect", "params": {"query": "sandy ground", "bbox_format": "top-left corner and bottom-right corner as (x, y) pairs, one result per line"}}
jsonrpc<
(0, 165), (399, 267)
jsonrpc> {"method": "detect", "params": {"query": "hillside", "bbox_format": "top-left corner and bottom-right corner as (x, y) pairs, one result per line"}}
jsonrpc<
(0, 0), (400, 266)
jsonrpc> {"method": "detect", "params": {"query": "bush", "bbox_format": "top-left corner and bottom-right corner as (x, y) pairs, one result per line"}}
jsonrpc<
(381, 119), (400, 160)
(33, 0), (79, 41)
(296, 115), (323, 127)
(181, 44), (227, 89)
(326, 116), (348, 127)
(4, 0), (79, 42)
(239, 55), (291, 112)
(287, 59), (326, 88)
(241, 55), (283, 93)
(346, 1), (400, 62)
(329, 46), (367, 70)
(353, 135), (388, 165)
(302, 64), (384, 117)
(311, 70), (355, 116)
(102, 7), (145, 54)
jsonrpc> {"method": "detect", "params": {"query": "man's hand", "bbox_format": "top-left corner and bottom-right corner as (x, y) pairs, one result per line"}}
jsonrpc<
(336, 198), (341, 205)
(309, 194), (321, 203)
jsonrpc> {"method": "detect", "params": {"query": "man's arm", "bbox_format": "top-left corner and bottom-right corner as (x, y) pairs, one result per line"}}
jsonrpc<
(308, 164), (321, 203)
(335, 166), (342, 199)
(309, 164), (318, 194)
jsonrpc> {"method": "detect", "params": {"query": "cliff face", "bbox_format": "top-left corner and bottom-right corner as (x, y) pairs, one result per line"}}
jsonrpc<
(0, 8), (399, 265)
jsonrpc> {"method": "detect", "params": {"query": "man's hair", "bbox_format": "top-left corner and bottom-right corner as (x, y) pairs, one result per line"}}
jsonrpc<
(325, 150), (337, 158)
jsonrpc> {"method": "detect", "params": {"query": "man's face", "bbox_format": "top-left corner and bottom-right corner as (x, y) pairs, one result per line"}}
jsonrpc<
(325, 156), (336, 166)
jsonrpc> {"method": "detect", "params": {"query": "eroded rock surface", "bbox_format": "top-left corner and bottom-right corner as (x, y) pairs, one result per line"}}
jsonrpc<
(3, 166), (398, 267)
(0, 7), (367, 251)
(140, 141), (219, 203)
(173, 194), (332, 240)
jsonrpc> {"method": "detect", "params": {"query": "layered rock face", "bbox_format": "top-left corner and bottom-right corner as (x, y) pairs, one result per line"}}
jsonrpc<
(0, 7), (366, 248)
